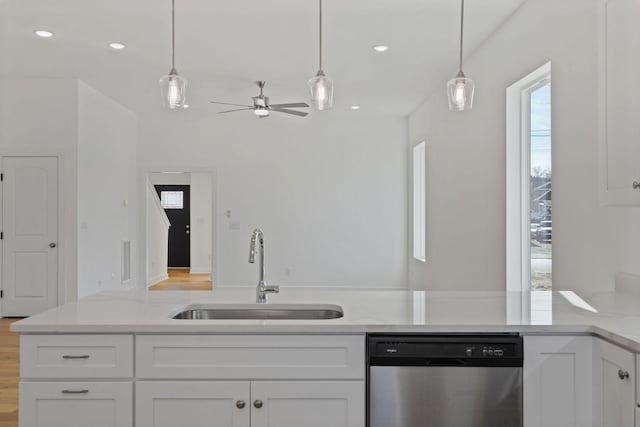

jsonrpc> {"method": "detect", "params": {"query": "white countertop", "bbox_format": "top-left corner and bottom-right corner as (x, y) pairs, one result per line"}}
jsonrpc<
(10, 288), (640, 351)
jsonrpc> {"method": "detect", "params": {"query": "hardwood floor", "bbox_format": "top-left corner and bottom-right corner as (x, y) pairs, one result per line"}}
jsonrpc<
(0, 318), (20, 427)
(148, 268), (213, 291)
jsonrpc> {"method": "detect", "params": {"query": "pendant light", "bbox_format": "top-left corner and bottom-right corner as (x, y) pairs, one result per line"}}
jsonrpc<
(307, 0), (333, 111)
(447, 0), (475, 112)
(159, 0), (187, 110)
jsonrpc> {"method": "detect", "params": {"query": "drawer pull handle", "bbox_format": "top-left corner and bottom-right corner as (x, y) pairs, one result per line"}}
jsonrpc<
(633, 181), (640, 190)
(618, 369), (630, 380)
(62, 355), (90, 360)
(253, 400), (263, 409)
(61, 389), (89, 394)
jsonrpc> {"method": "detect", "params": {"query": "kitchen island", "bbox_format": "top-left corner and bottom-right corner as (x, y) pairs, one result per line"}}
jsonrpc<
(11, 288), (640, 427)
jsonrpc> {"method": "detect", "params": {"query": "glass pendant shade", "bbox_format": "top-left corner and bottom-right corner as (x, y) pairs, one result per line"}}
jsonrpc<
(308, 70), (334, 111)
(447, 73), (475, 112)
(159, 70), (187, 109)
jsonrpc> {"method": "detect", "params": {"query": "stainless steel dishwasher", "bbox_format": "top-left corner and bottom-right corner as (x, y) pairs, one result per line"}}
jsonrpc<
(368, 334), (523, 427)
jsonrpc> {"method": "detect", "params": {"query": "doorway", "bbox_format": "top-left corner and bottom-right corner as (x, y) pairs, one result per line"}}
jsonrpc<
(146, 172), (214, 290)
(155, 185), (191, 269)
(1, 156), (59, 316)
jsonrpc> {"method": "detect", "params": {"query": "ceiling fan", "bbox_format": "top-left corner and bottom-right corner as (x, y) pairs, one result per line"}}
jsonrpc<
(210, 81), (309, 118)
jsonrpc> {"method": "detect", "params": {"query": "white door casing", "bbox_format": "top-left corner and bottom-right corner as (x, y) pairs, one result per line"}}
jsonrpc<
(2, 156), (58, 316)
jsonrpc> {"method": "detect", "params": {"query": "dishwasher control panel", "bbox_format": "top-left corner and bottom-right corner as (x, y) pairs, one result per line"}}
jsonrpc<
(368, 334), (523, 367)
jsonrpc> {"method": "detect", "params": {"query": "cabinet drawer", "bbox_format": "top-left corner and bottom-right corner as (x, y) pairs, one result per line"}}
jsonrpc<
(21, 335), (133, 378)
(136, 335), (365, 380)
(19, 381), (133, 427)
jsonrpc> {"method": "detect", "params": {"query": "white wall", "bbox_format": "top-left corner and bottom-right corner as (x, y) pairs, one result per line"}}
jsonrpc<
(138, 112), (408, 288)
(190, 173), (213, 274)
(77, 81), (137, 298)
(0, 77), (79, 304)
(408, 0), (620, 291)
(145, 179), (170, 286)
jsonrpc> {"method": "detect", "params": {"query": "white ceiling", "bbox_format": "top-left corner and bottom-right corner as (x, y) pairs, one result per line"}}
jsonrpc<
(0, 0), (526, 116)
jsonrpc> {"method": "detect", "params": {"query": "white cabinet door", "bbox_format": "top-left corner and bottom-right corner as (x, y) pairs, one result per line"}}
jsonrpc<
(598, 0), (640, 205)
(19, 381), (132, 427)
(250, 381), (365, 427)
(593, 339), (635, 427)
(135, 381), (250, 427)
(524, 336), (593, 427)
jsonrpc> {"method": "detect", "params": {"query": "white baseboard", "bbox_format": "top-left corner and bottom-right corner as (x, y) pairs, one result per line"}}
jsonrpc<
(147, 273), (169, 288)
(615, 272), (640, 295)
(189, 268), (211, 275)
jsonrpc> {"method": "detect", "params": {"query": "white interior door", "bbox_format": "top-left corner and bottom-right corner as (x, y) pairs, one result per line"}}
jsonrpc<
(2, 156), (58, 317)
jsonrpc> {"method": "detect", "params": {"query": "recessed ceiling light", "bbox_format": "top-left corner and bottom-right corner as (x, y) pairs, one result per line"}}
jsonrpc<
(108, 42), (126, 50)
(351, 105), (361, 110)
(373, 45), (390, 52)
(183, 104), (190, 109)
(34, 30), (54, 38)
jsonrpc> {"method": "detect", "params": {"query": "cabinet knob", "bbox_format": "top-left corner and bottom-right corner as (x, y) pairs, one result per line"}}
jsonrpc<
(618, 369), (630, 380)
(253, 400), (263, 409)
(49, 242), (57, 248)
(236, 400), (246, 409)
(633, 181), (640, 190)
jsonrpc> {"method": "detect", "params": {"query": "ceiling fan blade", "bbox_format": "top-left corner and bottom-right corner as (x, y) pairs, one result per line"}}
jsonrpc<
(218, 108), (253, 114)
(269, 102), (310, 109)
(210, 101), (253, 107)
(271, 108), (309, 117)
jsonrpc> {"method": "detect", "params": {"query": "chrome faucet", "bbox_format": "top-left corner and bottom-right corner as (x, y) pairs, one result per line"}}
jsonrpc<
(249, 228), (279, 303)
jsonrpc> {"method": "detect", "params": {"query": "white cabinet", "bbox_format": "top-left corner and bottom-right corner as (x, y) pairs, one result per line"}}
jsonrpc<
(598, 0), (640, 205)
(524, 336), (593, 427)
(593, 338), (635, 427)
(133, 335), (366, 427)
(135, 334), (365, 380)
(21, 334), (133, 379)
(136, 381), (250, 427)
(19, 381), (133, 427)
(18, 334), (134, 427)
(251, 381), (365, 427)
(135, 381), (364, 427)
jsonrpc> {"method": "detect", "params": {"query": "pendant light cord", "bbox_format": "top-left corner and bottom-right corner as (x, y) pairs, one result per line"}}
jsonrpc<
(319, 0), (323, 71)
(171, 0), (176, 71)
(458, 0), (464, 72)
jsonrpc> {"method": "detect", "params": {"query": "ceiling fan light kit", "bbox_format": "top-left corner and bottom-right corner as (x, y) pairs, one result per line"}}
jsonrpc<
(159, 0), (188, 110)
(447, 0), (475, 112)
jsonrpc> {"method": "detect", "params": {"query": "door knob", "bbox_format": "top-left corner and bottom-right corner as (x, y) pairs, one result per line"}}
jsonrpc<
(49, 242), (57, 248)
(618, 369), (630, 380)
(236, 400), (246, 409)
(253, 400), (263, 409)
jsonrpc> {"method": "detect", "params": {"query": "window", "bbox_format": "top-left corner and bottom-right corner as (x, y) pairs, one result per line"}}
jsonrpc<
(160, 191), (184, 209)
(506, 62), (552, 293)
(413, 141), (426, 262)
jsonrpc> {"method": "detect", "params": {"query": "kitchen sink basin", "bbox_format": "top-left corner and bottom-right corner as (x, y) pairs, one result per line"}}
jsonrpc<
(171, 304), (344, 320)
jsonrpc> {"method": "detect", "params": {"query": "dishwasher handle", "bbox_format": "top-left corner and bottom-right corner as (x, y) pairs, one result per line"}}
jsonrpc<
(424, 358), (467, 366)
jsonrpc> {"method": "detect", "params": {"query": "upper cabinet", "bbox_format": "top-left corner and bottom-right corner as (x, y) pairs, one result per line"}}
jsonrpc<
(599, 0), (640, 205)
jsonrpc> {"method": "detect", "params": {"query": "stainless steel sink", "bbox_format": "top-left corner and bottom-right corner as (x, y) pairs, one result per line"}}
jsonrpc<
(171, 304), (344, 320)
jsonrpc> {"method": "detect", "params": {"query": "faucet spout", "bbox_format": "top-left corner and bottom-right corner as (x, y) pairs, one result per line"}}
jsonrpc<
(249, 228), (279, 303)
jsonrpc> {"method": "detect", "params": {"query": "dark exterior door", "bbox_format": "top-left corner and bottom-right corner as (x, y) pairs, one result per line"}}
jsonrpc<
(155, 185), (190, 268)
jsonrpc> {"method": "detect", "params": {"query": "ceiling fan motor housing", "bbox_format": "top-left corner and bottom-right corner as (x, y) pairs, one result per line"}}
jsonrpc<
(253, 96), (269, 108)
